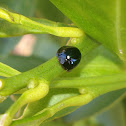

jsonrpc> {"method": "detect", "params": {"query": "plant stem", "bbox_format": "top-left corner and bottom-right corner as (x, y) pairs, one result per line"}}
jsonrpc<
(0, 57), (63, 96)
(0, 8), (84, 38)
(0, 36), (98, 96)
(0, 80), (49, 126)
(51, 73), (126, 88)
(11, 94), (94, 126)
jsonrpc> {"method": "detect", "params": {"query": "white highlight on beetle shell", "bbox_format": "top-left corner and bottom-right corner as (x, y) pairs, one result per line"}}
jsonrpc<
(67, 55), (70, 59)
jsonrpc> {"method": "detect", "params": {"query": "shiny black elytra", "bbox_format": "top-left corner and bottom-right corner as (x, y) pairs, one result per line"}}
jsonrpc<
(56, 46), (81, 71)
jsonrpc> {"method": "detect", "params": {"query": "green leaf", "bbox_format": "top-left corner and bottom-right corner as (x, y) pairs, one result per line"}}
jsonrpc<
(63, 89), (126, 122)
(0, 34), (98, 96)
(40, 119), (68, 126)
(47, 46), (126, 120)
(96, 102), (126, 126)
(11, 46), (126, 125)
(0, 55), (45, 103)
(0, 37), (21, 56)
(0, 0), (36, 17)
(50, 46), (125, 91)
(0, 55), (46, 72)
(36, 0), (70, 23)
(0, 97), (13, 114)
(50, 0), (126, 61)
(46, 106), (78, 122)
(58, 46), (123, 78)
(0, 62), (20, 77)
(72, 117), (101, 126)
(11, 91), (93, 126)
(122, 97), (126, 117)
(21, 88), (79, 118)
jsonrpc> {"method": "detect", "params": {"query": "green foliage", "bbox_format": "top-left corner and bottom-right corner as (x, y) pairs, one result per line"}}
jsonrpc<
(0, 0), (125, 126)
(51, 0), (126, 61)
(96, 102), (126, 126)
(0, 62), (20, 77)
(64, 89), (126, 122)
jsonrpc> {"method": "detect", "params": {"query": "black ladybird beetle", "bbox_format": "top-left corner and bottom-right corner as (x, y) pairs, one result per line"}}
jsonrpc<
(56, 46), (81, 71)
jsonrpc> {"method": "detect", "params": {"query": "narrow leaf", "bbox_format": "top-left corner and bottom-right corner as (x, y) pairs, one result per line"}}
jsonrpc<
(0, 62), (20, 77)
